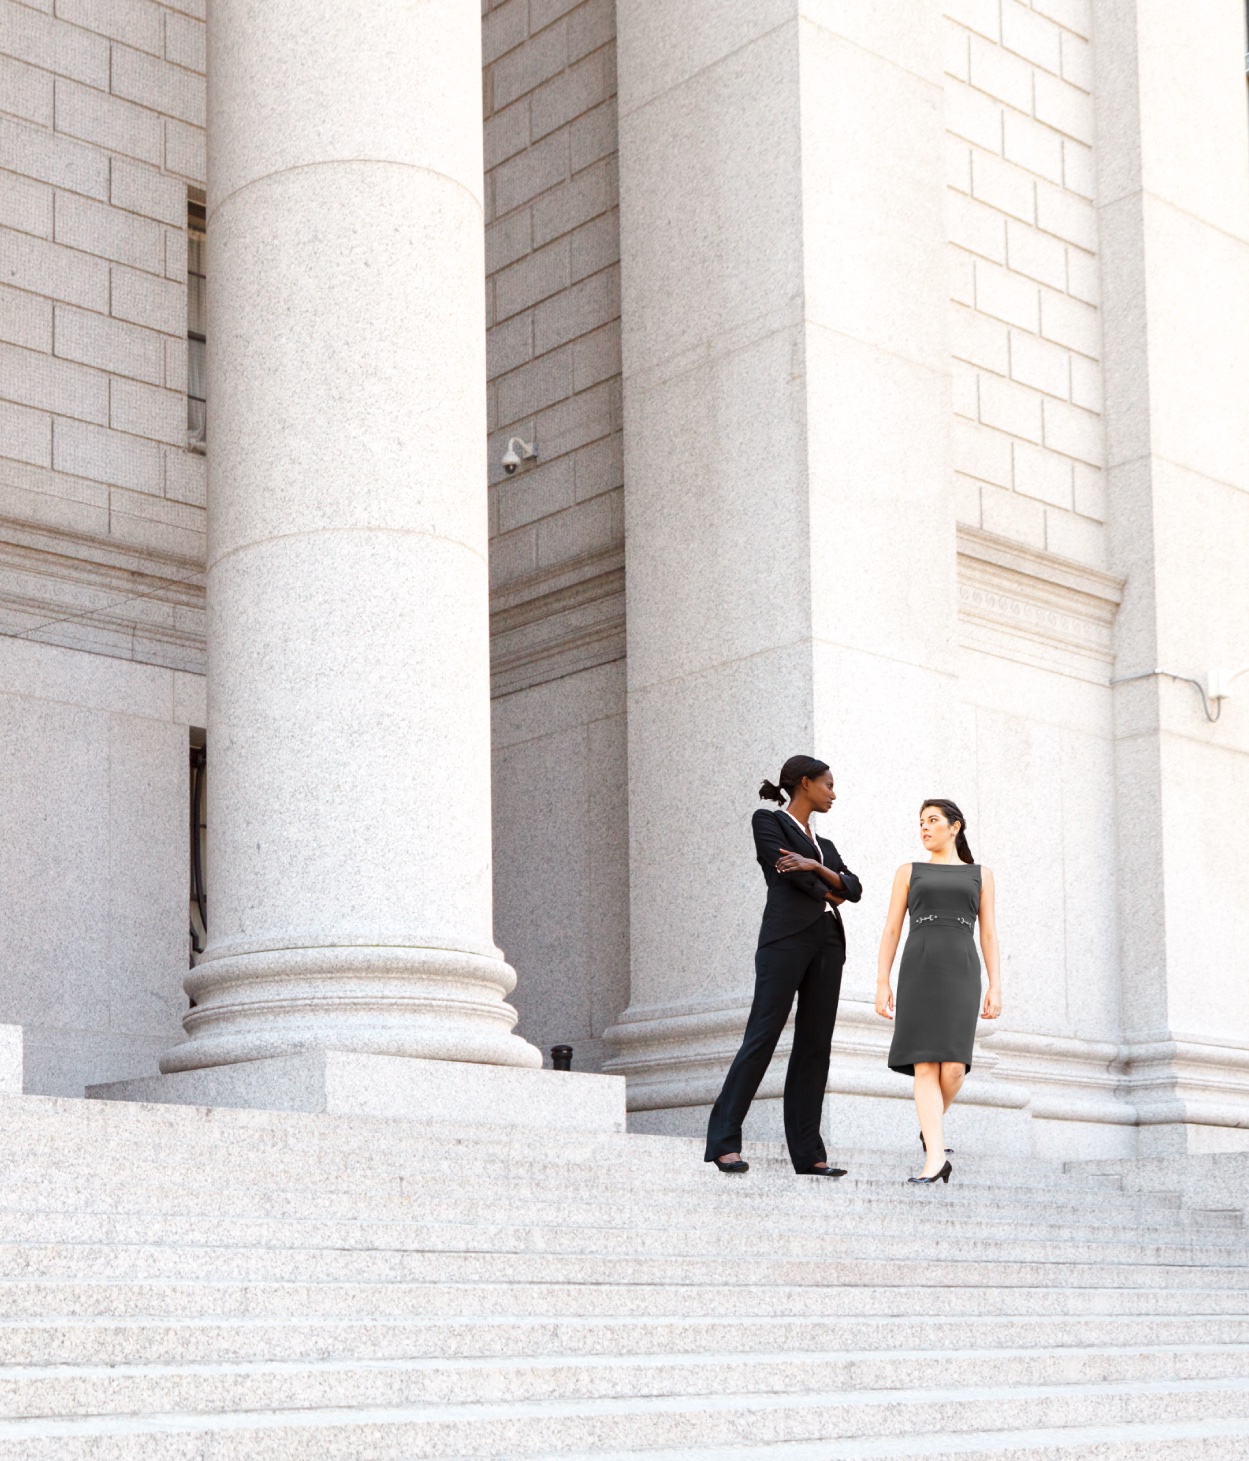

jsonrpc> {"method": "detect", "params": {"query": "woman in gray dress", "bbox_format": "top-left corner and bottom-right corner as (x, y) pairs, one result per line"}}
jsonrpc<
(874, 800), (1001, 1184)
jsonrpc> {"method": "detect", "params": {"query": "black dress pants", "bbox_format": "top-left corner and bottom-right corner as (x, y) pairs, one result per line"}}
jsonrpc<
(704, 914), (845, 1171)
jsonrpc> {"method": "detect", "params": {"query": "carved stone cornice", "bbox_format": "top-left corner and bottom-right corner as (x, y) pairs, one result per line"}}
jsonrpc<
(489, 546), (625, 698)
(0, 534), (205, 673)
(955, 525), (1124, 683)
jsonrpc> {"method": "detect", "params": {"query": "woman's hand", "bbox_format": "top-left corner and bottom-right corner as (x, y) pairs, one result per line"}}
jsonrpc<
(982, 987), (1002, 1019)
(874, 982), (894, 1020)
(776, 851), (817, 874)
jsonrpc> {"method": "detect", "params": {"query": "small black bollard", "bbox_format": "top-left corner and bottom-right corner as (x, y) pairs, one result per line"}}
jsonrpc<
(550, 1044), (573, 1071)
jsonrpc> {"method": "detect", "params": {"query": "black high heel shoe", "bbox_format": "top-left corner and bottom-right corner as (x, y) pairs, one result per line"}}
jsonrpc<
(920, 1131), (954, 1156)
(907, 1160), (952, 1186)
(712, 1155), (749, 1173)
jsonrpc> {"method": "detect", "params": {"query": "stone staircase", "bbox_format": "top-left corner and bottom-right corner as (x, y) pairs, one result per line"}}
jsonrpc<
(0, 1093), (1245, 1457)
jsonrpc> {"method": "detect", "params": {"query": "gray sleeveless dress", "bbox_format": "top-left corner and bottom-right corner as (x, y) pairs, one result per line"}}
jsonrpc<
(888, 862), (983, 1076)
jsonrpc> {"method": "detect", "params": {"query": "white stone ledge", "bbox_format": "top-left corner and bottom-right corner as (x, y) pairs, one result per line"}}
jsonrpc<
(87, 1050), (626, 1134)
(1069, 1152), (1249, 1209)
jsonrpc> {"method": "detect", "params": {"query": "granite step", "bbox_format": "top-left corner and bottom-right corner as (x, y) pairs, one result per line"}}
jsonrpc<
(558, 1416), (1249, 1459)
(2, 1279), (1246, 1320)
(19, 1169), (1182, 1229)
(0, 1175), (1202, 1235)
(0, 1109), (1107, 1193)
(0, 1161), (1199, 1212)
(0, 1137), (1124, 1184)
(1, 1375), (1248, 1458)
(0, 1100), (1243, 1455)
(0, 1168), (1203, 1227)
(1, 1313), (1247, 1366)
(1, 1342), (1248, 1417)
(0, 1215), (1237, 1265)
(0, 1101), (1042, 1168)
(0, 1207), (1239, 1255)
(0, 1243), (1243, 1289)
(0, 1103), (1166, 1199)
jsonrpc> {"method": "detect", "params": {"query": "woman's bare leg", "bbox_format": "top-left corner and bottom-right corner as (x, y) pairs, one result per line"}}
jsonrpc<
(913, 1063), (945, 1177)
(939, 1061), (965, 1112)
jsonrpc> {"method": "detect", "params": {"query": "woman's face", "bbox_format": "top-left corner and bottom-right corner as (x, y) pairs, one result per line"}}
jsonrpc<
(804, 771), (836, 813)
(920, 804), (958, 854)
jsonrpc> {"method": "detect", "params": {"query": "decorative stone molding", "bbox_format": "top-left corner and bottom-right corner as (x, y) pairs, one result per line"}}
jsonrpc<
(603, 995), (1027, 1116)
(605, 997), (1249, 1148)
(164, 945), (538, 1073)
(955, 526), (1123, 684)
(976, 1029), (1134, 1127)
(0, 535), (205, 673)
(1118, 1033), (1249, 1151)
(489, 546), (625, 698)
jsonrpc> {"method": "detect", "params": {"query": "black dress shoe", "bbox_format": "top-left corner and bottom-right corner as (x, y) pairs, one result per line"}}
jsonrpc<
(796, 1164), (847, 1177)
(907, 1160), (953, 1186)
(712, 1156), (749, 1173)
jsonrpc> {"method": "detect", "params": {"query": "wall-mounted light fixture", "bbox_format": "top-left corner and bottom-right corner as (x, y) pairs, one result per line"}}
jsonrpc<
(1206, 665), (1249, 706)
(501, 437), (538, 474)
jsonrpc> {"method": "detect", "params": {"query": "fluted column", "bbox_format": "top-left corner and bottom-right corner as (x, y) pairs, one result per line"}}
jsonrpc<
(163, 0), (538, 1072)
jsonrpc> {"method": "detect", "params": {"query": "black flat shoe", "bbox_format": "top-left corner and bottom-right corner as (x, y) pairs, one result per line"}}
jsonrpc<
(712, 1156), (748, 1173)
(919, 1131), (954, 1155)
(796, 1165), (847, 1177)
(908, 1160), (952, 1186)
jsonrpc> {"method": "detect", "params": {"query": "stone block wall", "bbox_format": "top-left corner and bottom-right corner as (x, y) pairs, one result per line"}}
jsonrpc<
(0, 0), (207, 1093)
(944, 0), (1106, 568)
(941, 1), (1129, 1154)
(482, 0), (630, 1072)
(0, 0), (206, 671)
(483, 0), (622, 605)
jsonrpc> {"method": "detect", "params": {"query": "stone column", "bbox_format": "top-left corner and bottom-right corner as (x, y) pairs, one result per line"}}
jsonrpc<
(1095, 0), (1249, 1151)
(604, 3), (961, 1141)
(162, 0), (538, 1072)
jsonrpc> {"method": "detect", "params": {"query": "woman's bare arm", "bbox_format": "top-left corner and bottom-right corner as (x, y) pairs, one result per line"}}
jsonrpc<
(978, 866), (1002, 1019)
(874, 864), (911, 1019)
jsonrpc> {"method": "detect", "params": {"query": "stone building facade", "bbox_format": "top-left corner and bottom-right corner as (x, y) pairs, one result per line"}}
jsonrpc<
(0, 0), (1246, 1158)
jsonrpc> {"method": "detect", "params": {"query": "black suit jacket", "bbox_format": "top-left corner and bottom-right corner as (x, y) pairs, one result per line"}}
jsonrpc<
(752, 807), (862, 948)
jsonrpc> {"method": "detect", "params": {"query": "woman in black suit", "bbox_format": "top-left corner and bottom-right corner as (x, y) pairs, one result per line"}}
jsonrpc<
(705, 755), (862, 1176)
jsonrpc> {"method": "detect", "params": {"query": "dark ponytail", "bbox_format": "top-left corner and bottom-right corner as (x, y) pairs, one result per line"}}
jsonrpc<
(759, 755), (830, 806)
(921, 798), (975, 863)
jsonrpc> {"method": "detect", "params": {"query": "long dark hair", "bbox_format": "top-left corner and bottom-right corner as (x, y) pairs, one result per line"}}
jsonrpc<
(759, 755), (830, 805)
(921, 798), (974, 864)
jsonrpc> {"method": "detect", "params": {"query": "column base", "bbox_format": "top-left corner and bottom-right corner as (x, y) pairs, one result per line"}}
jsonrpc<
(605, 998), (1161, 1159)
(88, 1050), (625, 1134)
(627, 1090), (1036, 1157)
(162, 945), (542, 1073)
(1120, 1033), (1249, 1156)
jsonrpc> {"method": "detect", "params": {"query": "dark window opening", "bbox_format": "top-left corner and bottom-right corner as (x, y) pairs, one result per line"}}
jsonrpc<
(187, 197), (206, 452)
